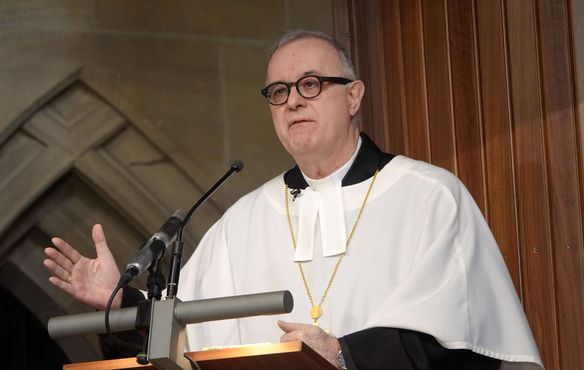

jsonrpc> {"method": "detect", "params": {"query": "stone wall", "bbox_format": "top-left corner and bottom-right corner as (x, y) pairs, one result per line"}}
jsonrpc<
(0, 0), (336, 363)
(0, 0), (334, 198)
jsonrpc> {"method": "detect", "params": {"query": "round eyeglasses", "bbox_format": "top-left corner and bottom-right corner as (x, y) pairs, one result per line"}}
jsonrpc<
(261, 75), (354, 106)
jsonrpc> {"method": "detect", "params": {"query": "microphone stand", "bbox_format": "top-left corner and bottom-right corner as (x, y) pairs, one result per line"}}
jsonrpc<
(104, 160), (244, 369)
(166, 160), (243, 299)
(144, 160), (244, 369)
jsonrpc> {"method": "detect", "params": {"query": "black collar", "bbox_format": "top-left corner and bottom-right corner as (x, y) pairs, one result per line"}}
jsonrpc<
(283, 133), (395, 190)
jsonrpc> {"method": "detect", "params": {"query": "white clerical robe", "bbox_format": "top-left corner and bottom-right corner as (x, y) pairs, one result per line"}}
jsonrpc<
(176, 155), (543, 370)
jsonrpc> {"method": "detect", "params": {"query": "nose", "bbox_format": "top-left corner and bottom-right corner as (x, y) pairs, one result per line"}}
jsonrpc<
(286, 84), (306, 109)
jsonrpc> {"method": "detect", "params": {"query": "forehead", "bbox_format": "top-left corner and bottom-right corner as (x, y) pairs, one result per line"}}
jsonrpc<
(266, 38), (343, 83)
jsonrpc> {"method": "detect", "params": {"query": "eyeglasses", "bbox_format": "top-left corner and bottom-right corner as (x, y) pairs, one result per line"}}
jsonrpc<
(261, 75), (354, 106)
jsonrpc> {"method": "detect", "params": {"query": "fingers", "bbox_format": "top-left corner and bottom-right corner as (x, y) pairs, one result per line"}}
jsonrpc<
(44, 245), (75, 272)
(279, 320), (299, 342)
(92, 224), (113, 259)
(278, 320), (341, 366)
(280, 329), (300, 343)
(50, 237), (82, 264)
(43, 257), (73, 283)
(44, 237), (83, 285)
(278, 320), (319, 343)
(47, 275), (76, 296)
(278, 320), (306, 333)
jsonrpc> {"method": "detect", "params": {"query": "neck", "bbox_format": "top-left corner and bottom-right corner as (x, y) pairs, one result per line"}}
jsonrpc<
(294, 129), (360, 179)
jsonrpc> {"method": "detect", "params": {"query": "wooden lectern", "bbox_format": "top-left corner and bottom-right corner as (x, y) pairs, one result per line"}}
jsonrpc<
(62, 341), (337, 370)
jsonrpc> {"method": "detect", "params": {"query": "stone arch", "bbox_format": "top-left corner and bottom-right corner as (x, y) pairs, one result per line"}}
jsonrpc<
(0, 74), (223, 362)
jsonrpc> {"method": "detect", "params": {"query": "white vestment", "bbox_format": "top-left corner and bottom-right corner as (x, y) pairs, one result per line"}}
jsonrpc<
(176, 155), (543, 369)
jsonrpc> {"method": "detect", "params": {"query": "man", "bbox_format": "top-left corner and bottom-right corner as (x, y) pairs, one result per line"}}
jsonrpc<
(44, 29), (543, 369)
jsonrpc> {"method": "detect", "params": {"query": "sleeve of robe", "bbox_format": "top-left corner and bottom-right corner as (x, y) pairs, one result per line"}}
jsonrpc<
(99, 286), (147, 359)
(339, 327), (500, 370)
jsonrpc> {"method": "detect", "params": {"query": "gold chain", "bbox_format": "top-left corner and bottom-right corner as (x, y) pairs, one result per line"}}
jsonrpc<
(284, 170), (378, 325)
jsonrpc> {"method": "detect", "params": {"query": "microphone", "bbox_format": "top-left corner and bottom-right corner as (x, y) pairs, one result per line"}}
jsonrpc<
(231, 160), (244, 173)
(290, 188), (302, 201)
(166, 160), (244, 298)
(120, 209), (186, 285)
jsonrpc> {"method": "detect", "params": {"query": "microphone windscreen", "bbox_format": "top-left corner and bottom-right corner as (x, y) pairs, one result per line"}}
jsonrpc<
(231, 160), (244, 173)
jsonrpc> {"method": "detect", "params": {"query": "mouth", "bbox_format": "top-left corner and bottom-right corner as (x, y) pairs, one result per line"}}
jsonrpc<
(288, 119), (314, 128)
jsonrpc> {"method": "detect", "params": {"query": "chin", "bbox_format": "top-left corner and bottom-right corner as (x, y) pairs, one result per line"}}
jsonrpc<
(283, 130), (313, 149)
(288, 142), (318, 158)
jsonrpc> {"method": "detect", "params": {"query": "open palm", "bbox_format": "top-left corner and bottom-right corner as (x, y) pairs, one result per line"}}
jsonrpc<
(44, 224), (122, 310)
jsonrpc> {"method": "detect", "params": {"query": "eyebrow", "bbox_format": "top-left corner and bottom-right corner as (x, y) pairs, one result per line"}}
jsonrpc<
(300, 70), (319, 77)
(266, 69), (323, 85)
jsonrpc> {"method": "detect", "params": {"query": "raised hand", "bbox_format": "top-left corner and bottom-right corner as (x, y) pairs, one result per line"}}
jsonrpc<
(278, 320), (341, 369)
(43, 224), (122, 310)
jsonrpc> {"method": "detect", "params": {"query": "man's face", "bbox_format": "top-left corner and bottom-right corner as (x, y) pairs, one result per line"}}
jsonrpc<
(265, 38), (360, 160)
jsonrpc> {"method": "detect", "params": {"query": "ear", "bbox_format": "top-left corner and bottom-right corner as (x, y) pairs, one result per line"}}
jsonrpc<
(347, 80), (365, 116)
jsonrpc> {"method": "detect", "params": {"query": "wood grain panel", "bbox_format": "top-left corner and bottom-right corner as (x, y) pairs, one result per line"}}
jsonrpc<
(62, 342), (333, 370)
(506, 0), (559, 368)
(332, 0), (351, 56)
(474, 0), (522, 294)
(536, 0), (584, 368)
(352, 0), (584, 368)
(348, 0), (372, 137)
(421, 0), (456, 173)
(446, 0), (486, 212)
(399, 0), (429, 160)
(349, 0), (390, 149)
(380, 0), (406, 155)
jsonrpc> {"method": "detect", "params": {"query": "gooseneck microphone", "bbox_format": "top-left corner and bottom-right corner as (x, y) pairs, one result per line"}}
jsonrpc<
(182, 160), (243, 226)
(117, 160), (244, 288)
(166, 160), (244, 298)
(106, 160), (244, 354)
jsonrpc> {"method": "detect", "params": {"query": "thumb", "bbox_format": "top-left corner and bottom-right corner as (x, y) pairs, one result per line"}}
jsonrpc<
(277, 320), (304, 333)
(92, 224), (113, 258)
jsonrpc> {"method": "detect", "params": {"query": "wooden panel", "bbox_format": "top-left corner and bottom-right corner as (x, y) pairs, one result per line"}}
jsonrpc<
(332, 0), (351, 55)
(380, 0), (406, 154)
(190, 342), (336, 370)
(475, 0), (522, 294)
(348, 0), (371, 136)
(421, 0), (456, 173)
(63, 342), (335, 370)
(352, 0), (584, 368)
(536, 0), (584, 369)
(574, 0), (584, 183)
(399, 0), (429, 160)
(349, 0), (390, 149)
(446, 0), (486, 212)
(506, 0), (559, 368)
